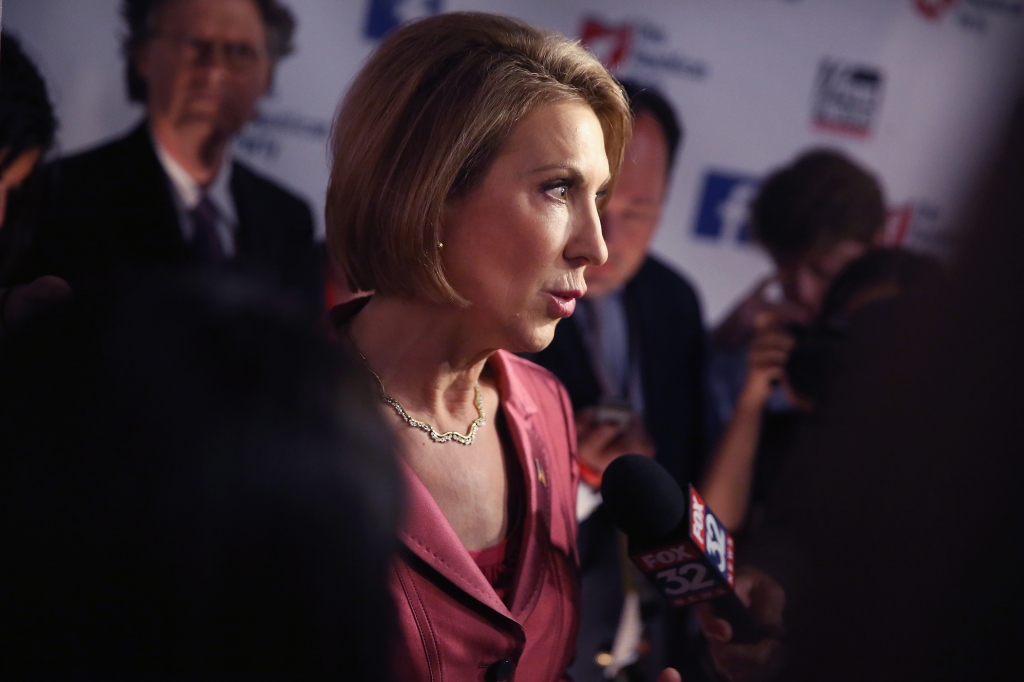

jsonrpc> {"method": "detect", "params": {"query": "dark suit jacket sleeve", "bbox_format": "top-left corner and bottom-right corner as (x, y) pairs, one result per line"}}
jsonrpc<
(14, 124), (185, 292)
(628, 256), (711, 486)
(17, 124), (325, 323)
(231, 163), (325, 320)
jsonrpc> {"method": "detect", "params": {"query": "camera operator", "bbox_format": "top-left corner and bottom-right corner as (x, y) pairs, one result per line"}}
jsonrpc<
(709, 150), (886, 429)
(700, 150), (885, 533)
(701, 247), (943, 533)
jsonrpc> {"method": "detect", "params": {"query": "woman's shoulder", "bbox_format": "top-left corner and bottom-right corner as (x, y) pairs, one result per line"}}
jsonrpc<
(494, 351), (579, 546)
(318, 296), (372, 342)
(492, 350), (576, 446)
(496, 349), (559, 379)
(493, 350), (570, 406)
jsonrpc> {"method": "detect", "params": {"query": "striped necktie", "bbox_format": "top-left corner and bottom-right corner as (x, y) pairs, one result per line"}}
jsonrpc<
(189, 194), (226, 263)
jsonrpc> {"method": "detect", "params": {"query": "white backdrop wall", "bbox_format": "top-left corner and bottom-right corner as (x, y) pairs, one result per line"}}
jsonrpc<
(5, 0), (1023, 321)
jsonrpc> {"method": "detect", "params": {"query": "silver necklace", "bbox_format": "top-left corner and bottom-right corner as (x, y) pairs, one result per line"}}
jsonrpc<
(351, 344), (486, 446)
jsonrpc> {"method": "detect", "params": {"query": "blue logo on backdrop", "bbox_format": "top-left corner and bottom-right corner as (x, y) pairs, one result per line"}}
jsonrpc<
(365, 0), (442, 39)
(693, 171), (760, 244)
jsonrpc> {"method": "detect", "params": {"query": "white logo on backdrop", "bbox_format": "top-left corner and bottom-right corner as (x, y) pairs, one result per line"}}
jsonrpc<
(717, 183), (758, 246)
(812, 59), (885, 138)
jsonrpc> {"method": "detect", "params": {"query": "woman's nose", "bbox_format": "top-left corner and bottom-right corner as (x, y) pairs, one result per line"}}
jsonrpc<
(567, 201), (608, 267)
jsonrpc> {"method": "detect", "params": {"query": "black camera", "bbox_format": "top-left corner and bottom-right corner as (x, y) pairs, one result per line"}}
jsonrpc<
(784, 320), (849, 405)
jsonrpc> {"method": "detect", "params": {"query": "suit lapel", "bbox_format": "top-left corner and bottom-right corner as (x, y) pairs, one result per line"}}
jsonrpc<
(230, 163), (272, 258)
(491, 352), (555, 621)
(398, 459), (514, 620)
(397, 350), (556, 624)
(229, 163), (251, 249)
(127, 123), (188, 256)
(624, 262), (656, 423)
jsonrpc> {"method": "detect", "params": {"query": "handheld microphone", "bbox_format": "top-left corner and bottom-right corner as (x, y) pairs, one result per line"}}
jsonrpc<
(601, 454), (762, 643)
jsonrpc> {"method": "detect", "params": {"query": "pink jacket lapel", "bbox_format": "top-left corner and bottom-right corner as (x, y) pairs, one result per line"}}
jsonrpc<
(398, 456), (513, 619)
(491, 351), (556, 621)
(396, 350), (559, 623)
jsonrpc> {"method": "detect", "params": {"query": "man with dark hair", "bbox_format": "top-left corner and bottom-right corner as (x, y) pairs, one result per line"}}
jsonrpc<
(19, 0), (323, 318)
(0, 34), (56, 191)
(711, 149), (886, 425)
(531, 80), (710, 682)
(0, 32), (58, 277)
(0, 34), (73, 337)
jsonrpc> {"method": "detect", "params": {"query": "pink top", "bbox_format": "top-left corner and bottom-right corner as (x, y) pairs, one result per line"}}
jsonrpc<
(327, 300), (581, 682)
(468, 435), (525, 605)
(389, 352), (580, 682)
(468, 537), (513, 603)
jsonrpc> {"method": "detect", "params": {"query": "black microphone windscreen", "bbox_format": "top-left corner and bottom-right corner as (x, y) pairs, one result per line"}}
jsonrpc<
(601, 454), (685, 541)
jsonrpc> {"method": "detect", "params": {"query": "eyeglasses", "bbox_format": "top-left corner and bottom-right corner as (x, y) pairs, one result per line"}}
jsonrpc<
(155, 34), (267, 71)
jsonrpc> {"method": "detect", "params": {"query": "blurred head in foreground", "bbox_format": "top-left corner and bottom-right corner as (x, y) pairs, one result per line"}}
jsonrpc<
(767, 96), (1024, 681)
(752, 149), (887, 320)
(0, 272), (401, 679)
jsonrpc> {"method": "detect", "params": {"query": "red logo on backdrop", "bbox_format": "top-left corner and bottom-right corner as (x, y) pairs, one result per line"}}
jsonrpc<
(884, 202), (940, 246)
(580, 19), (633, 71)
(915, 0), (958, 19)
(885, 205), (914, 245)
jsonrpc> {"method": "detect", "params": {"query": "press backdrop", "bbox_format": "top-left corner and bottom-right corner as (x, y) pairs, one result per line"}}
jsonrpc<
(5, 0), (1023, 321)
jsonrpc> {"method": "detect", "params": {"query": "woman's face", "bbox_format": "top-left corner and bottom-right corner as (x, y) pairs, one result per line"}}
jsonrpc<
(442, 102), (610, 353)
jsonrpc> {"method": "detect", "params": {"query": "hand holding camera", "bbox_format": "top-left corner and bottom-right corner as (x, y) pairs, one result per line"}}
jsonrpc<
(575, 404), (655, 486)
(740, 311), (802, 413)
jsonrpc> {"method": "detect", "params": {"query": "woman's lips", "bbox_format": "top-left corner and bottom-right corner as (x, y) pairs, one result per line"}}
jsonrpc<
(546, 289), (585, 318)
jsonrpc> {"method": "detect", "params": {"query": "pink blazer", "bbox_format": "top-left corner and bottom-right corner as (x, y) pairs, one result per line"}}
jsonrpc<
(390, 350), (581, 682)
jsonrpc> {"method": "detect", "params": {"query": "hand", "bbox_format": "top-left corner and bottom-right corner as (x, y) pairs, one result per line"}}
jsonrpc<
(737, 311), (796, 412)
(657, 668), (682, 682)
(0, 276), (72, 335)
(575, 409), (655, 478)
(713, 276), (809, 352)
(695, 566), (785, 682)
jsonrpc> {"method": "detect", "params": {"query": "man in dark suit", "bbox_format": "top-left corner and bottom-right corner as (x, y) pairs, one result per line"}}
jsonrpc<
(20, 0), (322, 317)
(531, 82), (711, 681)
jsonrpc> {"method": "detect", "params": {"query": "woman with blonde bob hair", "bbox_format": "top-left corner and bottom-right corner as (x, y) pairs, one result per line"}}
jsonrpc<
(325, 12), (680, 681)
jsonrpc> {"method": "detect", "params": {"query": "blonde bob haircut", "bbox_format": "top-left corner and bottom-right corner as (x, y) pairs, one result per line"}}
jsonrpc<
(326, 11), (631, 304)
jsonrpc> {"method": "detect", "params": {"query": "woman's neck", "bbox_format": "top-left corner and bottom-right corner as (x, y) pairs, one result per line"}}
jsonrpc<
(348, 295), (496, 429)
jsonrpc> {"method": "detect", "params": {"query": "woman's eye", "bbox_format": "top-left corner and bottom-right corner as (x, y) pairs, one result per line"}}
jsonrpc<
(545, 182), (570, 203)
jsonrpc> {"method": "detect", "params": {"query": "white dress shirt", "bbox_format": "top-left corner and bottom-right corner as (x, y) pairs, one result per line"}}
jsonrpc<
(574, 288), (647, 525)
(152, 133), (239, 258)
(573, 290), (645, 416)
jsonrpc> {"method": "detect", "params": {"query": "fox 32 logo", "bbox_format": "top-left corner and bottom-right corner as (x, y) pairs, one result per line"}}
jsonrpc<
(693, 171), (759, 245)
(365, 0), (441, 39)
